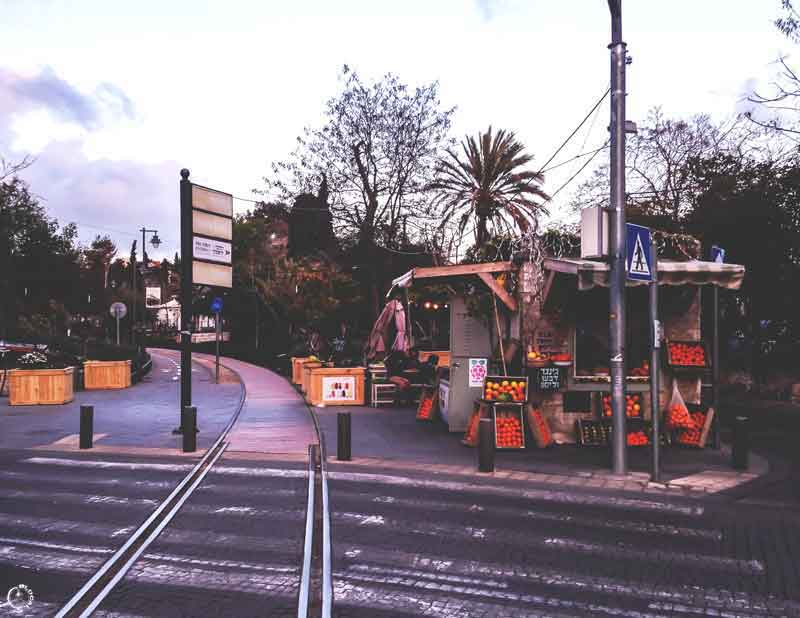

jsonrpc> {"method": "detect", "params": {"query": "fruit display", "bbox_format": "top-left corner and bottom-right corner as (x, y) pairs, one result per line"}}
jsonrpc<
(676, 408), (715, 447)
(461, 402), (489, 447)
(526, 406), (553, 448)
(416, 388), (437, 421)
(628, 360), (650, 377)
(550, 352), (572, 366)
(666, 403), (695, 429)
(577, 419), (611, 446)
(526, 349), (550, 367)
(667, 341), (708, 368)
(483, 377), (527, 403)
(627, 430), (649, 446)
(494, 406), (525, 449)
(602, 393), (642, 418)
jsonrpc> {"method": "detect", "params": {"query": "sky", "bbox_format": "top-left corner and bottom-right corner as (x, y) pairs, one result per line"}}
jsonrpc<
(0, 0), (791, 260)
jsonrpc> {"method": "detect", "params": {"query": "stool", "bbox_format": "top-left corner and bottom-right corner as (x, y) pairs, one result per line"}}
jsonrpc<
(371, 382), (397, 407)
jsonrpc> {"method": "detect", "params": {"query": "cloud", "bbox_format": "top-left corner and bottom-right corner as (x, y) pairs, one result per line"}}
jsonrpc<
(0, 66), (135, 131)
(475, 0), (493, 21)
(0, 66), (177, 257)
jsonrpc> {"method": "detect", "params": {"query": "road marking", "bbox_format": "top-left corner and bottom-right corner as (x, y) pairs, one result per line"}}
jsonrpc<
(328, 470), (704, 516)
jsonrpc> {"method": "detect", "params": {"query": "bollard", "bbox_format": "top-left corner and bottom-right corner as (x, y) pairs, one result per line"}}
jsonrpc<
(79, 405), (93, 449)
(183, 406), (197, 453)
(337, 412), (352, 461)
(478, 418), (495, 473)
(732, 415), (749, 470)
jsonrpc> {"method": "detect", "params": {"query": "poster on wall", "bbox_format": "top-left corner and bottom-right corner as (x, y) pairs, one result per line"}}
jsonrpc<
(469, 358), (488, 387)
(322, 376), (356, 402)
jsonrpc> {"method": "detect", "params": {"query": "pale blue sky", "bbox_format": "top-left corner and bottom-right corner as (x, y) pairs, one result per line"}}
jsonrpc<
(0, 0), (789, 258)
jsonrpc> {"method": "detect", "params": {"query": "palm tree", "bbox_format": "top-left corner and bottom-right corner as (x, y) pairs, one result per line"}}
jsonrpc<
(429, 127), (549, 248)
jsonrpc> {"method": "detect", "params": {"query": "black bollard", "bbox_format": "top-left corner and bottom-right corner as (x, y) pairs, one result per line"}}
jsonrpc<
(478, 418), (495, 473)
(183, 406), (197, 453)
(79, 405), (93, 449)
(732, 415), (749, 470)
(337, 412), (351, 461)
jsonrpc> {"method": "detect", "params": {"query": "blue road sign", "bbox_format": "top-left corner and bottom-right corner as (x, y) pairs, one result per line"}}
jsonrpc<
(210, 297), (223, 314)
(711, 245), (725, 263)
(626, 223), (653, 281)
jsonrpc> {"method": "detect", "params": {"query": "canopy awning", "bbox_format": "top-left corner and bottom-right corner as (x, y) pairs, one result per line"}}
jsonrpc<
(544, 257), (745, 292)
(388, 261), (518, 312)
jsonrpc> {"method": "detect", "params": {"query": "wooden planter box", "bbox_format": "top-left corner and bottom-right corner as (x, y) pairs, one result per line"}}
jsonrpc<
(291, 357), (312, 385)
(9, 367), (75, 405)
(84, 360), (132, 390)
(301, 362), (323, 394)
(307, 367), (365, 406)
(0, 370), (9, 397)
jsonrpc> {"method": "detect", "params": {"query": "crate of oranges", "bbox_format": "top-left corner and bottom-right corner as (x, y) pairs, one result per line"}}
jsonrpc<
(415, 386), (438, 422)
(483, 376), (528, 403)
(601, 393), (642, 418)
(493, 404), (526, 450)
(665, 340), (710, 370)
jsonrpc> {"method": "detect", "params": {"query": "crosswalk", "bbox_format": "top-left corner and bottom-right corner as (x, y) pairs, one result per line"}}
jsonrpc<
(0, 452), (308, 618)
(327, 468), (800, 618)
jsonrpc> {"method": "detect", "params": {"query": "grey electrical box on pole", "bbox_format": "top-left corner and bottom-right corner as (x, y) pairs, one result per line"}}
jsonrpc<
(607, 0), (628, 475)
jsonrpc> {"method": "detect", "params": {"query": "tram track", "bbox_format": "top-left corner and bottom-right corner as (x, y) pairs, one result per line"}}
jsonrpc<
(53, 352), (333, 617)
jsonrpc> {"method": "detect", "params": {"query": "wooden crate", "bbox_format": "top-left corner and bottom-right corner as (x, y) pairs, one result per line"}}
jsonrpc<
(526, 404), (554, 448)
(0, 370), (8, 396)
(291, 357), (312, 385)
(416, 385), (439, 422)
(307, 367), (365, 406)
(301, 362), (323, 394)
(84, 360), (131, 390)
(9, 367), (75, 405)
(493, 403), (526, 450)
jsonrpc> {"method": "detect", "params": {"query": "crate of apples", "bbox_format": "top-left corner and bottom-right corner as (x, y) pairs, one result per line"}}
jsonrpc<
(602, 393), (642, 418)
(667, 341), (709, 368)
(494, 408), (525, 449)
(484, 377), (527, 403)
(628, 360), (650, 377)
(526, 349), (550, 367)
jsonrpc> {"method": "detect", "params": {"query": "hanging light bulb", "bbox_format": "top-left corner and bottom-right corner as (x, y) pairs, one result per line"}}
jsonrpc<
(424, 302), (431, 309)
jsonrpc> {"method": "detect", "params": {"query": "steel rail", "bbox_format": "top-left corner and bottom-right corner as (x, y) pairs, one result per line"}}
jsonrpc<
(297, 447), (316, 618)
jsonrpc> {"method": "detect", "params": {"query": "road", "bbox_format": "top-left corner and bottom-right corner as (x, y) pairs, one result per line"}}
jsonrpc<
(327, 464), (800, 618)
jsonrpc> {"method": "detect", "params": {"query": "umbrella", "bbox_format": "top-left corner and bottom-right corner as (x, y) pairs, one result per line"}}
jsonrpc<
(364, 299), (399, 361)
(391, 301), (408, 353)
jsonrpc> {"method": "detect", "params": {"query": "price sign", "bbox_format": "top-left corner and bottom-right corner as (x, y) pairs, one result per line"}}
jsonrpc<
(536, 366), (561, 392)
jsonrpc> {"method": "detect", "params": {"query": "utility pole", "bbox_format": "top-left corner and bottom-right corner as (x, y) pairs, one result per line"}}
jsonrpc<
(607, 0), (628, 475)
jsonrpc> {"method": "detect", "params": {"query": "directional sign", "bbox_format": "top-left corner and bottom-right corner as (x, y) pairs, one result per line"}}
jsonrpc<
(626, 223), (652, 281)
(711, 245), (725, 263)
(109, 302), (127, 319)
(193, 237), (231, 264)
(210, 297), (223, 314)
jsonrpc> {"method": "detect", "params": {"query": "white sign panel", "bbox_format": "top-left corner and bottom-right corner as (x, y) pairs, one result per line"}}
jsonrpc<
(192, 185), (233, 217)
(322, 376), (356, 402)
(193, 237), (232, 264)
(193, 210), (232, 241)
(193, 260), (232, 288)
(468, 358), (488, 387)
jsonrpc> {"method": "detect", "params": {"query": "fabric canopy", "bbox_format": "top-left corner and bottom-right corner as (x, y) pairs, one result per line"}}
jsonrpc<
(543, 257), (745, 291)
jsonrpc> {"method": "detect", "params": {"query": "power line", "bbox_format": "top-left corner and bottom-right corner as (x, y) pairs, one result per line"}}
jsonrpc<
(536, 87), (610, 174)
(543, 140), (610, 203)
(540, 144), (609, 174)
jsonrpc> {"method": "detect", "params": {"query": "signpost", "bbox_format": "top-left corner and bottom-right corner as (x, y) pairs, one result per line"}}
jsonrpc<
(109, 302), (127, 346)
(626, 223), (653, 282)
(211, 297), (223, 384)
(179, 169), (233, 445)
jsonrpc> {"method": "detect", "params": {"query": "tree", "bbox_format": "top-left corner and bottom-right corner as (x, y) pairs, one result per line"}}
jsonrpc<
(81, 235), (117, 311)
(428, 127), (548, 247)
(685, 153), (800, 377)
(570, 109), (770, 223)
(265, 68), (454, 314)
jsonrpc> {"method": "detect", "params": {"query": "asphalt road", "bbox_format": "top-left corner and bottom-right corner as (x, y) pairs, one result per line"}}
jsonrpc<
(326, 463), (800, 618)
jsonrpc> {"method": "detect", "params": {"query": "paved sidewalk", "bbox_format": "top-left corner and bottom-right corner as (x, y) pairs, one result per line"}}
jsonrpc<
(0, 350), (242, 452)
(315, 403), (771, 500)
(161, 350), (318, 456)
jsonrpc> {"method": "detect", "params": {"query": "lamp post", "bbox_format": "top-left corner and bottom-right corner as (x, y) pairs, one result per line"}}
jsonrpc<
(132, 228), (161, 344)
(607, 0), (628, 475)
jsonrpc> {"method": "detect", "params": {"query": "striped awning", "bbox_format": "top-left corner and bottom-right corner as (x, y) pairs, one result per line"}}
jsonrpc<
(544, 257), (745, 291)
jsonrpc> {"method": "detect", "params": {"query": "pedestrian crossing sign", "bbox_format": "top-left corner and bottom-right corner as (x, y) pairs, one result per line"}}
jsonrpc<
(626, 223), (652, 281)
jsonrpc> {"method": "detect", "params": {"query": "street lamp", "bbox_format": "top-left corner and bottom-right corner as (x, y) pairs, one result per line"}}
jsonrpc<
(132, 227), (161, 344)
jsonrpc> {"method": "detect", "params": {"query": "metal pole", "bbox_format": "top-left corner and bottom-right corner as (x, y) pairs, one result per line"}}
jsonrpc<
(215, 310), (221, 384)
(608, 0), (628, 475)
(650, 238), (660, 482)
(712, 285), (721, 449)
(115, 314), (120, 346)
(180, 169), (193, 414)
(337, 412), (352, 461)
(79, 405), (93, 449)
(478, 417), (495, 473)
(183, 406), (197, 453)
